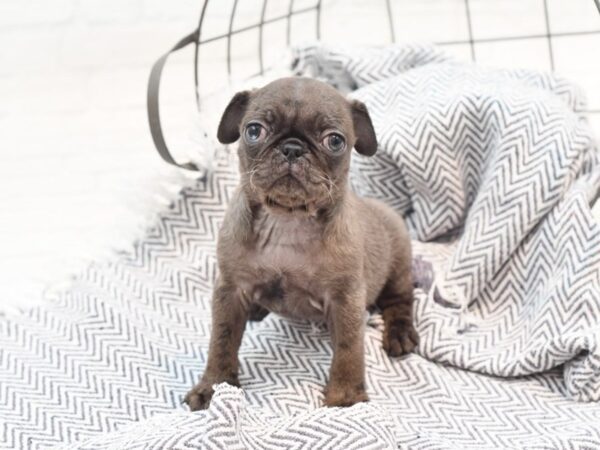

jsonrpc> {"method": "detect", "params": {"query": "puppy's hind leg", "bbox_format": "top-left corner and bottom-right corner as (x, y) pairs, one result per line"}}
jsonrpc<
(377, 268), (419, 357)
(247, 303), (270, 322)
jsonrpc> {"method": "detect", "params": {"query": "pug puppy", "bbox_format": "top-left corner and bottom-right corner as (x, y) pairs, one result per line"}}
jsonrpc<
(184, 77), (418, 410)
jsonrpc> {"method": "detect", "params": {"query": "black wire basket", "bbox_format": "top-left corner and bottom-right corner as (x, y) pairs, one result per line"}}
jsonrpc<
(148, 0), (600, 170)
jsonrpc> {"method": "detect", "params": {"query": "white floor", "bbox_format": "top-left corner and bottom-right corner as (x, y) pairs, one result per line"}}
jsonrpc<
(1, 0), (599, 312)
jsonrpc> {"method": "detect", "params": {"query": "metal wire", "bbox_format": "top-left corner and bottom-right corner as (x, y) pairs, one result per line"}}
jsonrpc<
(226, 0), (240, 77)
(463, 0), (476, 61)
(316, 0), (322, 40)
(286, 0), (295, 46)
(195, 5), (318, 46)
(258, 0), (269, 75)
(191, 0), (600, 113)
(385, 0), (396, 44)
(542, 0), (555, 70)
(437, 29), (600, 46)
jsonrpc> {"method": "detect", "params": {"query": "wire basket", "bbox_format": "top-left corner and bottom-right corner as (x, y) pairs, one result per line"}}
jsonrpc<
(148, 0), (600, 169)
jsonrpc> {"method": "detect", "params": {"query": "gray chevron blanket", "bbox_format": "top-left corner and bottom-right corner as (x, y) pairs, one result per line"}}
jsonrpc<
(2, 43), (600, 449)
(293, 43), (600, 402)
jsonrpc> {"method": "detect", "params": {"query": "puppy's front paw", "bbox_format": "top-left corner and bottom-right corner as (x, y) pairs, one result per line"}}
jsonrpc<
(383, 322), (419, 357)
(184, 381), (215, 411)
(324, 382), (369, 407)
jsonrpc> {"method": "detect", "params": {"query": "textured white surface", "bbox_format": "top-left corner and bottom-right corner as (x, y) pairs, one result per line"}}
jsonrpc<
(0, 0), (599, 311)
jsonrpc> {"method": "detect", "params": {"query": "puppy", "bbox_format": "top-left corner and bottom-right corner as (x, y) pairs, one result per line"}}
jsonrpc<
(185, 77), (418, 410)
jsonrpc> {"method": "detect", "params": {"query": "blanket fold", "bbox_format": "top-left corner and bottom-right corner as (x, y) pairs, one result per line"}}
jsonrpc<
(294, 43), (600, 402)
(55, 384), (396, 450)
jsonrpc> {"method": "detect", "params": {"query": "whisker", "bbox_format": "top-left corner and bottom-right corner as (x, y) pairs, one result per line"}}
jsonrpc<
(311, 170), (336, 204)
(243, 168), (260, 192)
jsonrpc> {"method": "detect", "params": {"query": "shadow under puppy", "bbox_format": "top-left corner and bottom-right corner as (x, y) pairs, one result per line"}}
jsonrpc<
(185, 77), (419, 410)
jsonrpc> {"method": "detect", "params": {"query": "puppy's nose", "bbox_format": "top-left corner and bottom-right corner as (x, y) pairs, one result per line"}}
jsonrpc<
(280, 139), (307, 161)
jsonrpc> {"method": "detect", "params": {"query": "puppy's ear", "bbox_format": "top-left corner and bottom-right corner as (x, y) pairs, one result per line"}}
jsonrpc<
(217, 91), (251, 144)
(350, 100), (377, 156)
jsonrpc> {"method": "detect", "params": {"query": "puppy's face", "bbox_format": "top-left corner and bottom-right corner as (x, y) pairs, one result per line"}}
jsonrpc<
(217, 77), (377, 214)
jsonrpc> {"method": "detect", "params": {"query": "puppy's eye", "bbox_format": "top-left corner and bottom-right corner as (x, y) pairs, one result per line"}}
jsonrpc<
(244, 123), (266, 143)
(323, 133), (346, 153)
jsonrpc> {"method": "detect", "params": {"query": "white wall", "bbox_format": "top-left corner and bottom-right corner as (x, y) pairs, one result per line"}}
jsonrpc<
(1, 0), (599, 310)
(0, 0), (205, 308)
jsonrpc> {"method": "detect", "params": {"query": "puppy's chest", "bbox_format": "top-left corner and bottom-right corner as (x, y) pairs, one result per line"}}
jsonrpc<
(239, 213), (330, 320)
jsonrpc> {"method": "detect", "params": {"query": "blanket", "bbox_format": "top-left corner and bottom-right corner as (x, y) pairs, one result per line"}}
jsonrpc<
(1, 44), (599, 449)
(294, 43), (600, 400)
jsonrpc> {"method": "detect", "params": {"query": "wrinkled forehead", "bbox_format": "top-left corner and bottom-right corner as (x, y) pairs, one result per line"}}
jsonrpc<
(245, 79), (353, 133)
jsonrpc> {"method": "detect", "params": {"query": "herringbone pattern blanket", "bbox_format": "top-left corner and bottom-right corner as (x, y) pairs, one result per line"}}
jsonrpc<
(1, 44), (599, 449)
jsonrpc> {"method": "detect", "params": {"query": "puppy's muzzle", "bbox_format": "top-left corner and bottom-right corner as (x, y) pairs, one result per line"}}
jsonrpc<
(280, 138), (307, 162)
